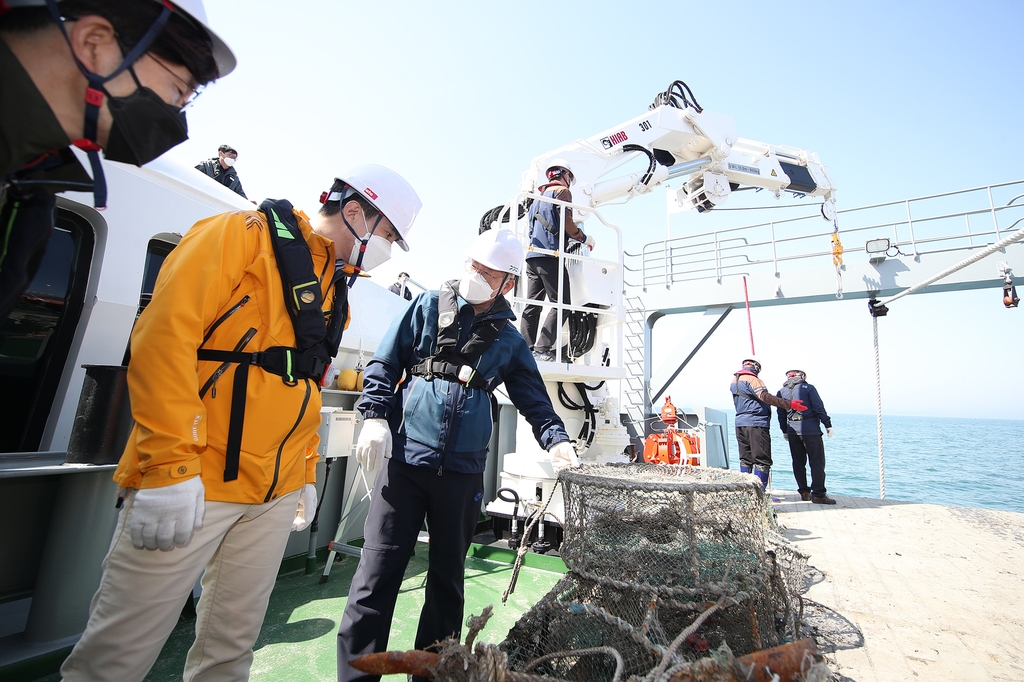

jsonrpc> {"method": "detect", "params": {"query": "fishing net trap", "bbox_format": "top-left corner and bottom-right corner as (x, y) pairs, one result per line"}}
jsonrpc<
(499, 463), (810, 681)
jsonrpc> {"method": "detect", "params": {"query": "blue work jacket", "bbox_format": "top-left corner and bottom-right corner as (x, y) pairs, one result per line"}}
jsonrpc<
(776, 380), (832, 436)
(730, 374), (773, 428)
(527, 188), (568, 260)
(358, 290), (569, 474)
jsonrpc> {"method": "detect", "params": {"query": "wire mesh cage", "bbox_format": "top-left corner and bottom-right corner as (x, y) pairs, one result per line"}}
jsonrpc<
(499, 463), (808, 680)
(559, 464), (769, 588)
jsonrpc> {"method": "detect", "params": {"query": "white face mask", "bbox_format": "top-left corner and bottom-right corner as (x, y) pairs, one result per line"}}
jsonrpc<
(350, 234), (392, 271)
(346, 208), (394, 272)
(458, 271), (496, 304)
(222, 156), (236, 167)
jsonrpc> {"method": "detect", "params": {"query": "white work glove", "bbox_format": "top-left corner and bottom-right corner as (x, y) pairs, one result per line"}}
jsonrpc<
(549, 441), (579, 473)
(827, 427), (834, 438)
(783, 432), (789, 441)
(291, 483), (318, 532)
(356, 418), (392, 473)
(583, 234), (596, 250)
(129, 476), (205, 551)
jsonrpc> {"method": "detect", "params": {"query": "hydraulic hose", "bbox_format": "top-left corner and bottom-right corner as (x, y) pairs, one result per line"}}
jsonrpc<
(621, 144), (658, 187)
(496, 488), (522, 550)
(557, 382), (599, 450)
(305, 457), (334, 575)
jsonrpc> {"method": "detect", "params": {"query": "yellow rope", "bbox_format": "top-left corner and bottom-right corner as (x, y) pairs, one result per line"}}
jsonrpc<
(831, 231), (844, 266)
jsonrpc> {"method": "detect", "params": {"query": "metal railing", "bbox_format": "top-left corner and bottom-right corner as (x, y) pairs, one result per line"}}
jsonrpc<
(625, 180), (1024, 290)
(490, 192), (626, 371)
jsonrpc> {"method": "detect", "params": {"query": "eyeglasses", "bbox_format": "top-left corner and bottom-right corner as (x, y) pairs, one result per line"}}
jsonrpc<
(148, 54), (204, 111)
(465, 259), (504, 286)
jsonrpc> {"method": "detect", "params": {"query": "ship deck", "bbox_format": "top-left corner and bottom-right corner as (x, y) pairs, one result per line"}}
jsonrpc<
(8, 493), (1024, 681)
(9, 543), (566, 682)
(774, 491), (1024, 681)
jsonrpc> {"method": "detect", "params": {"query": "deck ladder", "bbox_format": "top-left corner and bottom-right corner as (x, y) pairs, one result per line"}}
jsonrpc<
(622, 296), (647, 427)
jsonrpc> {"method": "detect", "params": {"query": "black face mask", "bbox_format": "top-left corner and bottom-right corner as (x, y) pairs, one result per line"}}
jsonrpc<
(103, 69), (189, 166)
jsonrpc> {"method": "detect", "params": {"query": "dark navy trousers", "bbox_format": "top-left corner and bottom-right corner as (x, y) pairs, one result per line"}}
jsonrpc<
(336, 458), (483, 682)
(521, 256), (571, 353)
(787, 430), (827, 496)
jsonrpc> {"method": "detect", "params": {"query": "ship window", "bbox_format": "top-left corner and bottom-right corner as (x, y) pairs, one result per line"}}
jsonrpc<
(137, 233), (181, 318)
(121, 233), (181, 366)
(0, 210), (93, 454)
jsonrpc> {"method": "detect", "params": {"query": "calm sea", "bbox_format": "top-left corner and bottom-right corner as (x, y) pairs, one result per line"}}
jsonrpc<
(726, 413), (1024, 514)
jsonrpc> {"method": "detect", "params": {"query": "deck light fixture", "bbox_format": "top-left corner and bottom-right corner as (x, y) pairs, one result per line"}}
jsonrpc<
(865, 237), (890, 263)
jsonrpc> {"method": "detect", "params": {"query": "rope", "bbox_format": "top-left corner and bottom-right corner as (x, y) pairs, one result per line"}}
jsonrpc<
(742, 276), (755, 355)
(643, 597), (726, 682)
(502, 478), (562, 603)
(523, 646), (626, 682)
(831, 226), (844, 299)
(874, 218), (1024, 309)
(872, 315), (885, 500)
(867, 220), (1024, 499)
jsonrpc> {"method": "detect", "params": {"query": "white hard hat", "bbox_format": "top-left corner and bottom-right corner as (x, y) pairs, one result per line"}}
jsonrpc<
(741, 357), (762, 374)
(545, 159), (575, 185)
(468, 229), (524, 276)
(8, 0), (236, 78)
(338, 165), (422, 252)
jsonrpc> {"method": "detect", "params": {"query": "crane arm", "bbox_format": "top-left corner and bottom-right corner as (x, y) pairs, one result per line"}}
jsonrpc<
(519, 80), (837, 222)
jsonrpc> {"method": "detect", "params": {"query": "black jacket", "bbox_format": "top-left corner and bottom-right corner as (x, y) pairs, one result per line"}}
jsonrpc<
(388, 282), (412, 300)
(195, 159), (247, 199)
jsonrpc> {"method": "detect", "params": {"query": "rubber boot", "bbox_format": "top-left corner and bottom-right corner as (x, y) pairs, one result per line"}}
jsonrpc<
(752, 465), (770, 491)
(739, 465), (752, 474)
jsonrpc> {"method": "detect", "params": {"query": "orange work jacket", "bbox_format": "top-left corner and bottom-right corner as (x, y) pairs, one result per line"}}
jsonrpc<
(113, 207), (345, 504)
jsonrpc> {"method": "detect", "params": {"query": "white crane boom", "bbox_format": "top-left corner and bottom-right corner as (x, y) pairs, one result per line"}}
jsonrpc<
(519, 80), (837, 222)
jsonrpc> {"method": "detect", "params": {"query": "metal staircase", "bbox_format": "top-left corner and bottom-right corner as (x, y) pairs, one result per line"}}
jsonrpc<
(622, 296), (647, 428)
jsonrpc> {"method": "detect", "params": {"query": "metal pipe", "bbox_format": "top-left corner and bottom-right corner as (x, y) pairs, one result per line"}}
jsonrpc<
(664, 157), (713, 181)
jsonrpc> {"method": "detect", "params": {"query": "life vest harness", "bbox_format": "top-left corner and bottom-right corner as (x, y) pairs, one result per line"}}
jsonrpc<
(530, 187), (573, 249)
(196, 199), (348, 482)
(408, 279), (506, 392)
(781, 380), (805, 422)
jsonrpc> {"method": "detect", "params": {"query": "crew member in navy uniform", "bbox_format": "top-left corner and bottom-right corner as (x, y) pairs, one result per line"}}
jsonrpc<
(337, 228), (576, 682)
(387, 271), (412, 300)
(730, 357), (807, 491)
(777, 369), (836, 504)
(0, 0), (233, 322)
(195, 143), (246, 198)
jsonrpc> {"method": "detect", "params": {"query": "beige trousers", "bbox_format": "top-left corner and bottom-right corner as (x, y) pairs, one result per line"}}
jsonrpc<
(61, 489), (299, 682)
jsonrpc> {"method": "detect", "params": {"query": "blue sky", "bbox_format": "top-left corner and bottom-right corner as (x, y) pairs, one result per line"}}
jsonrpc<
(168, 0), (1024, 419)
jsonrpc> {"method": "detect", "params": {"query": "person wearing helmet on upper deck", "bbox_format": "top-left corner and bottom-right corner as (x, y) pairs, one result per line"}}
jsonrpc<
(776, 369), (836, 504)
(521, 161), (595, 362)
(337, 229), (574, 682)
(195, 143), (246, 198)
(0, 0), (234, 323)
(60, 165), (421, 682)
(730, 358), (807, 491)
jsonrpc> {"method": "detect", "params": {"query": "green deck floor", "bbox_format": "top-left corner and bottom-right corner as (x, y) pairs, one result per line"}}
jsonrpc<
(26, 542), (564, 682)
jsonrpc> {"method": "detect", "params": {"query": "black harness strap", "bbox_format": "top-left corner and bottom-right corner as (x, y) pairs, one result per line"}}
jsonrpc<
(196, 199), (348, 482)
(224, 354), (251, 482)
(198, 346), (330, 482)
(409, 280), (508, 391)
